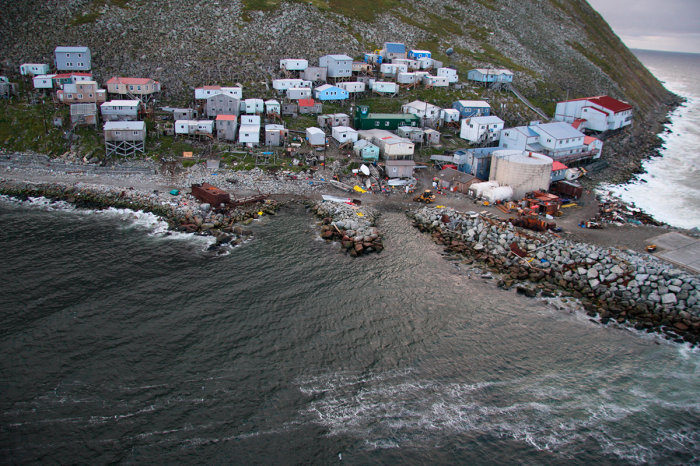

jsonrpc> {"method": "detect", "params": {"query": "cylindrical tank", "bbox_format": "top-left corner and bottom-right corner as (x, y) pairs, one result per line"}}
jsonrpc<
(489, 150), (553, 199)
(468, 180), (499, 198)
(483, 186), (514, 204)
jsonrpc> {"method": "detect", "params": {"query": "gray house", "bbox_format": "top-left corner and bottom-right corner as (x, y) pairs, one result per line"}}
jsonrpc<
(302, 66), (327, 82)
(319, 54), (352, 78)
(206, 94), (240, 118)
(54, 46), (91, 71)
(216, 115), (238, 141)
(104, 121), (146, 157)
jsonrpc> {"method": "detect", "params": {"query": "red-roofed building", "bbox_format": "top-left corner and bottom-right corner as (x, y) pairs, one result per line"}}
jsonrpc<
(550, 160), (569, 183)
(215, 114), (238, 141)
(554, 95), (633, 132)
(105, 77), (161, 99)
(51, 72), (93, 88)
(584, 135), (603, 158)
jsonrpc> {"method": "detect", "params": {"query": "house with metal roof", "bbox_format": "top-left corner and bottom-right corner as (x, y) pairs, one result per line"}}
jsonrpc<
(332, 126), (358, 145)
(33, 74), (56, 90)
(499, 122), (599, 164)
(460, 115), (504, 144)
(105, 77), (161, 99)
(554, 95), (633, 132)
(100, 100), (140, 121)
(437, 167), (477, 193)
(279, 59), (308, 71)
(381, 42), (407, 62)
(20, 64), (50, 76)
(467, 69), (514, 83)
(353, 139), (380, 162)
(437, 67), (459, 83)
(550, 161), (569, 183)
(452, 100), (491, 118)
(104, 121), (146, 157)
(216, 115), (238, 141)
(206, 94), (239, 118)
(265, 124), (287, 146)
(57, 81), (106, 104)
(194, 85), (242, 100)
(402, 100), (441, 121)
(354, 105), (420, 130)
(54, 46), (91, 71)
(319, 55), (352, 78)
(238, 115), (260, 146)
(407, 50), (431, 60)
(313, 84), (349, 101)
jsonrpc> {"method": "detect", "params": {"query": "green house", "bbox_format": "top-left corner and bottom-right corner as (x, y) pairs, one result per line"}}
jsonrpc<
(354, 105), (421, 130)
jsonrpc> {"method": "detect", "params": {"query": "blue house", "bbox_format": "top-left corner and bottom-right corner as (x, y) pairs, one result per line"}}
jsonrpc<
(452, 100), (491, 118)
(364, 53), (383, 65)
(381, 42), (407, 61)
(465, 148), (498, 180)
(313, 84), (349, 101)
(407, 50), (431, 60)
(467, 68), (514, 84)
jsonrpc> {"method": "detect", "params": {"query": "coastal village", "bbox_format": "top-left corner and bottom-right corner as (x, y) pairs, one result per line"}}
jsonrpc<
(2, 42), (700, 346)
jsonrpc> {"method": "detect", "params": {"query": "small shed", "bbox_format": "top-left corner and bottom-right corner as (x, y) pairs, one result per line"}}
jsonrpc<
(440, 109), (460, 123)
(175, 120), (198, 135)
(353, 139), (380, 162)
(197, 120), (214, 135)
(385, 160), (414, 179)
(306, 127), (326, 146)
(437, 168), (477, 193)
(265, 124), (287, 146)
(371, 81), (398, 94)
(332, 126), (358, 145)
(397, 126), (424, 142)
(287, 87), (312, 100)
(302, 66), (327, 82)
(424, 129), (441, 145)
(104, 121), (146, 156)
(265, 99), (281, 116)
(422, 75), (449, 87)
(216, 115), (238, 141)
(280, 59), (308, 71)
(174, 108), (195, 120)
(550, 161), (568, 183)
(70, 103), (97, 126)
(33, 74), (56, 89)
(20, 64), (50, 76)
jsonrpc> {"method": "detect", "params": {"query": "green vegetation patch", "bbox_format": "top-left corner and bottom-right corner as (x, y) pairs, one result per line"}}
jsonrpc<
(70, 11), (101, 26)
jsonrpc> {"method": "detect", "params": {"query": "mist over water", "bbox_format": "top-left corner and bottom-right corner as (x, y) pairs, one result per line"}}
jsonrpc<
(606, 50), (700, 229)
(1, 198), (700, 464)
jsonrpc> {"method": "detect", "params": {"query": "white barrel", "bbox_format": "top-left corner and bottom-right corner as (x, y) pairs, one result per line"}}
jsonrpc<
(483, 186), (514, 203)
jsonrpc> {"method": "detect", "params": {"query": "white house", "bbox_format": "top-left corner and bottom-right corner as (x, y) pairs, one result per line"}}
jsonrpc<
(238, 115), (261, 145)
(402, 100), (441, 120)
(272, 78), (312, 91)
(20, 64), (50, 76)
(33, 74), (56, 89)
(437, 68), (459, 83)
(377, 136), (415, 159)
(332, 126), (358, 144)
(554, 95), (633, 132)
(380, 63), (408, 77)
(280, 59), (308, 71)
(100, 100), (140, 121)
(265, 99), (281, 116)
(243, 98), (264, 114)
(195, 85), (242, 100)
(397, 72), (417, 85)
(371, 81), (398, 94)
(499, 121), (599, 163)
(175, 120), (198, 135)
(460, 116), (505, 144)
(337, 81), (365, 93)
(287, 87), (312, 100)
(417, 57), (434, 70)
(422, 75), (449, 87)
(197, 120), (214, 134)
(306, 127), (326, 146)
(440, 109), (460, 124)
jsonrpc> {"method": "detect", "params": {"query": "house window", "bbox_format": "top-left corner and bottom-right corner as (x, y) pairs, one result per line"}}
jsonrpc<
(77, 94), (83, 99)
(385, 122), (390, 127)
(375, 121), (380, 127)
(78, 53), (82, 58)
(137, 86), (141, 91)
(115, 131), (121, 135)
(66, 53), (70, 58)
(89, 94), (93, 98)
(67, 94), (72, 98)
(133, 131), (139, 135)
(115, 85), (119, 90)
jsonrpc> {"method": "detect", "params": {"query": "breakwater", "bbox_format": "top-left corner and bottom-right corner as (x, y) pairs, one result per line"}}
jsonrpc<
(0, 180), (282, 249)
(410, 206), (700, 345)
(308, 200), (383, 257)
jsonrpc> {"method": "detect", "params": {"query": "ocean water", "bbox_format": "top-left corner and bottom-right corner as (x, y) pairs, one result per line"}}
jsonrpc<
(1, 196), (700, 465)
(606, 49), (700, 229)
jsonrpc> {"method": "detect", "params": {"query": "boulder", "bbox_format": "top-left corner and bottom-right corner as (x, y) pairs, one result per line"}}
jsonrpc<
(661, 293), (678, 305)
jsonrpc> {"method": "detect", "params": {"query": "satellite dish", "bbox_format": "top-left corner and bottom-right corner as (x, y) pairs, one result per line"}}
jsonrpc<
(445, 48), (454, 56)
(360, 164), (370, 176)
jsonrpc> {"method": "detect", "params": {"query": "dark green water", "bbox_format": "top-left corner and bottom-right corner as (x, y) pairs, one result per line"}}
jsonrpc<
(1, 197), (699, 465)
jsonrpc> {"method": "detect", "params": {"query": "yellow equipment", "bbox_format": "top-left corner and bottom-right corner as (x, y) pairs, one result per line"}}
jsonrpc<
(413, 190), (436, 204)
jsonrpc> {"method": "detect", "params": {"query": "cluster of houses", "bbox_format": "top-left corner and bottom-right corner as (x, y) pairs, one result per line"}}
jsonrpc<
(12, 42), (633, 170)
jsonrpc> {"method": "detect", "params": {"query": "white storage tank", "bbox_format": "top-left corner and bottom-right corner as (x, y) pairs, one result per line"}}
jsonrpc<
(483, 186), (514, 204)
(489, 150), (553, 199)
(468, 180), (500, 198)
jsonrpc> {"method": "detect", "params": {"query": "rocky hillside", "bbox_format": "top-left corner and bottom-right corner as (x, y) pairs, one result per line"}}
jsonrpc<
(1, 0), (671, 108)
